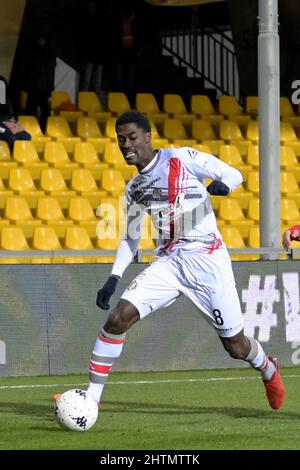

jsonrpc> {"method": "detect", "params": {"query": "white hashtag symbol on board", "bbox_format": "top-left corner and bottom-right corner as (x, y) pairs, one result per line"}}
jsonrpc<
(241, 275), (279, 341)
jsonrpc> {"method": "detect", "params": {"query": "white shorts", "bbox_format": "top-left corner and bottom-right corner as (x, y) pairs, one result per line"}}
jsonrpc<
(121, 247), (244, 337)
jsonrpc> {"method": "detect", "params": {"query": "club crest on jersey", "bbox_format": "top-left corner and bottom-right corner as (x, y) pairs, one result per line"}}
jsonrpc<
(152, 188), (162, 200)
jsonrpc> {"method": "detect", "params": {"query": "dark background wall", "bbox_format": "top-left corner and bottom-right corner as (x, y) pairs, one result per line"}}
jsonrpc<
(8, 0), (300, 108)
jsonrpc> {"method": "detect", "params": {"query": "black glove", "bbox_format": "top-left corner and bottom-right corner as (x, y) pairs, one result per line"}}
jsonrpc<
(206, 180), (230, 196)
(96, 275), (120, 310)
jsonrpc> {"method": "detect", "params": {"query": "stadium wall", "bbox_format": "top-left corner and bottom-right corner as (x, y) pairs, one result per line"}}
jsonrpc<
(0, 261), (300, 377)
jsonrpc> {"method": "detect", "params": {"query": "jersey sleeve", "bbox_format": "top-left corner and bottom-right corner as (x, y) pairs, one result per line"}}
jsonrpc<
(111, 184), (146, 277)
(183, 148), (243, 192)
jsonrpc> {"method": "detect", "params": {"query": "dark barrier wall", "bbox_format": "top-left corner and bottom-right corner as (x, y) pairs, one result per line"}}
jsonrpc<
(0, 261), (300, 376)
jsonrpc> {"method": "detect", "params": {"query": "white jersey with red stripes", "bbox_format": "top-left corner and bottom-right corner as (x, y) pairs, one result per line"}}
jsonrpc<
(125, 147), (242, 254)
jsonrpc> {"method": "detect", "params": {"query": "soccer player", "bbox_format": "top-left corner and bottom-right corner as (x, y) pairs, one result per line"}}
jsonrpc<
(85, 110), (285, 411)
(282, 225), (300, 250)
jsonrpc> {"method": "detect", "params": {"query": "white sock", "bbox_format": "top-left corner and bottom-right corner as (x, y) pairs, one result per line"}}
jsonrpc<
(245, 337), (276, 381)
(87, 328), (125, 403)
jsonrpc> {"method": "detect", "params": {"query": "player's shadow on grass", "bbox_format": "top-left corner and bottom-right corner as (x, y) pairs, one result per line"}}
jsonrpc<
(0, 401), (299, 424)
(102, 401), (300, 420)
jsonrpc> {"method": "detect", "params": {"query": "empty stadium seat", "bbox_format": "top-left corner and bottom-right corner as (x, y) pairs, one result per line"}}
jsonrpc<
(281, 198), (300, 225)
(4, 197), (41, 237)
(64, 226), (95, 263)
(46, 116), (81, 152)
(219, 120), (251, 155)
(220, 226), (256, 260)
(36, 197), (73, 237)
(31, 226), (63, 264)
(163, 119), (196, 146)
(43, 141), (78, 179)
(78, 91), (111, 122)
(108, 92), (131, 115)
(0, 141), (18, 179)
(135, 93), (169, 125)
(8, 167), (44, 208)
(40, 168), (76, 209)
(18, 115), (51, 152)
(105, 117), (117, 140)
(101, 169), (126, 197)
(219, 96), (250, 126)
(246, 96), (259, 118)
(73, 142), (109, 178)
(13, 140), (48, 179)
(218, 198), (254, 237)
(76, 116), (110, 153)
(0, 226), (31, 264)
(218, 145), (252, 178)
(163, 94), (196, 126)
(103, 142), (134, 181)
(68, 197), (98, 236)
(71, 168), (107, 207)
(190, 95), (224, 125)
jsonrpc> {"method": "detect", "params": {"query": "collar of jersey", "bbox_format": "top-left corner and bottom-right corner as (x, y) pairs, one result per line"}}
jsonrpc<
(139, 150), (159, 174)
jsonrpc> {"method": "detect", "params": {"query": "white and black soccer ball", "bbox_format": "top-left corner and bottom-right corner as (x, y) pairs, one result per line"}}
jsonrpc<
(54, 389), (98, 431)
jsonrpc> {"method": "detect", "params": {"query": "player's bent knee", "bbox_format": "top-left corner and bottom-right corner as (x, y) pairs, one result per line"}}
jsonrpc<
(104, 299), (140, 334)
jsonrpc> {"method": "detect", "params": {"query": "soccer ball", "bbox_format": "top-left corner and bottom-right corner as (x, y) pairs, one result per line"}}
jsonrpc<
(54, 389), (98, 431)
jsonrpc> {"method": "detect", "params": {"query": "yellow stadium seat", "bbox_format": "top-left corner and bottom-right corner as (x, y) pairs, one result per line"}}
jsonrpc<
(218, 198), (254, 237)
(78, 91), (111, 122)
(280, 121), (298, 144)
(103, 142), (134, 181)
(135, 93), (169, 125)
(219, 120), (251, 155)
(108, 92), (131, 115)
(220, 226), (256, 260)
(40, 168), (76, 209)
(36, 197), (73, 237)
(32, 226), (63, 251)
(46, 116), (81, 152)
(190, 95), (224, 125)
(12, 140), (47, 179)
(51, 90), (83, 123)
(77, 116), (110, 153)
(8, 168), (44, 208)
(246, 171), (259, 195)
(192, 120), (224, 154)
(246, 145), (259, 168)
(281, 198), (300, 225)
(73, 142), (109, 179)
(163, 119), (196, 146)
(4, 197), (41, 237)
(219, 95), (250, 126)
(105, 117), (117, 140)
(68, 197), (98, 237)
(229, 184), (253, 210)
(64, 226), (95, 263)
(0, 141), (17, 178)
(219, 144), (252, 178)
(246, 120), (259, 144)
(280, 172), (300, 205)
(247, 198), (259, 223)
(193, 144), (212, 153)
(18, 115), (51, 152)
(51, 90), (72, 111)
(43, 141), (78, 179)
(0, 226), (31, 264)
(0, 175), (13, 209)
(71, 169), (107, 207)
(163, 94), (196, 126)
(248, 226), (260, 248)
(246, 96), (259, 118)
(95, 225), (120, 262)
(280, 146), (300, 181)
(101, 169), (126, 197)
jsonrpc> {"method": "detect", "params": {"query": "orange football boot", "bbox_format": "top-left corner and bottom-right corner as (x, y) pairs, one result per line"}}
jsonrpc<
(263, 356), (286, 410)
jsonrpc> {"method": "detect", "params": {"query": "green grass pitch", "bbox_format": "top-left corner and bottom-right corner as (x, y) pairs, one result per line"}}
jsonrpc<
(0, 367), (299, 450)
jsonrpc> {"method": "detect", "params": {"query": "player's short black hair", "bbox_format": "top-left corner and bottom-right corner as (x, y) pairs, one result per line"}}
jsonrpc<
(115, 110), (151, 133)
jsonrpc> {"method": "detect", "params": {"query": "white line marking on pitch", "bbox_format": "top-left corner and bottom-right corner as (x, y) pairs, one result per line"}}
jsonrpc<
(0, 374), (299, 390)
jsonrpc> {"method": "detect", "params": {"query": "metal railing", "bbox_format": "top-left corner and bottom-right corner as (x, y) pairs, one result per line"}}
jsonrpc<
(0, 248), (297, 261)
(161, 26), (240, 99)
